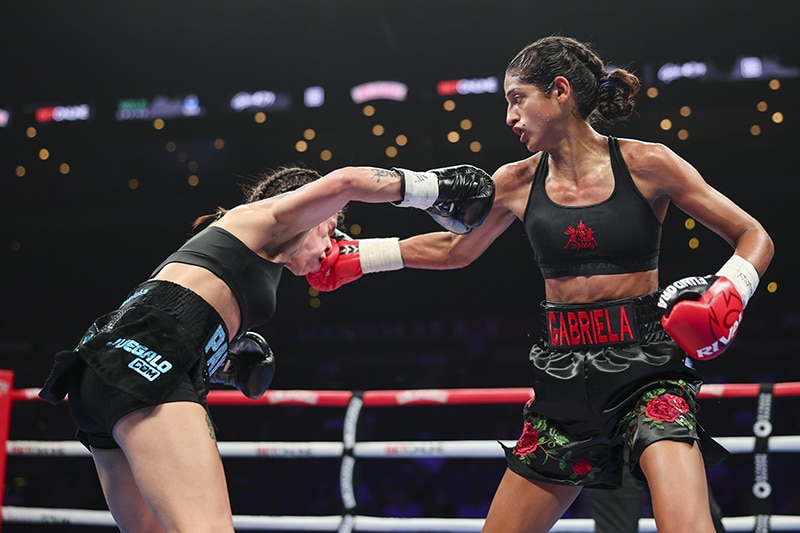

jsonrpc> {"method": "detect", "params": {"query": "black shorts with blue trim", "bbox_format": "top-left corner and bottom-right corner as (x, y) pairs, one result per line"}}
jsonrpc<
(39, 280), (229, 449)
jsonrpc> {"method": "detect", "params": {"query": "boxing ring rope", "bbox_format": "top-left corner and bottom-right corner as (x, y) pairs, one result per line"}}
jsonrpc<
(2, 371), (800, 532)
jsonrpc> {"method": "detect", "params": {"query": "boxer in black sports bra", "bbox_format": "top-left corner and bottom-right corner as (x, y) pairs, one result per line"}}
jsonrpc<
(309, 36), (774, 533)
(39, 163), (495, 533)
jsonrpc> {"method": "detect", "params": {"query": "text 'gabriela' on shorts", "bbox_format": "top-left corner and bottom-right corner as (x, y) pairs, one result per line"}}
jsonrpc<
(502, 293), (729, 488)
(543, 297), (647, 349)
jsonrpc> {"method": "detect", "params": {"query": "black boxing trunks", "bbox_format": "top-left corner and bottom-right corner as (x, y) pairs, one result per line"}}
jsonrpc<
(502, 293), (729, 488)
(40, 280), (229, 407)
(68, 367), (202, 450)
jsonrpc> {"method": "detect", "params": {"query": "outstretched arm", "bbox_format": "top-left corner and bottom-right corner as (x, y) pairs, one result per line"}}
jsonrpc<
(269, 164), (494, 236)
(400, 201), (518, 269)
(307, 168), (517, 291)
(272, 167), (403, 234)
(399, 161), (522, 269)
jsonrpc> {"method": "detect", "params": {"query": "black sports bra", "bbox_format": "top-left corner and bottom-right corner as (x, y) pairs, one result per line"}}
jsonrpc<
(151, 226), (283, 336)
(523, 137), (661, 279)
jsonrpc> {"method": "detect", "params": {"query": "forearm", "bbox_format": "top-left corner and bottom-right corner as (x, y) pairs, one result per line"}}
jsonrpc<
(329, 166), (404, 205)
(714, 222), (774, 308)
(729, 223), (774, 277)
(399, 202), (514, 270)
(399, 232), (472, 270)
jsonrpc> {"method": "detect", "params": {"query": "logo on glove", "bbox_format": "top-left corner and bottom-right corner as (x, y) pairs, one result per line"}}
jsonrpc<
(659, 275), (744, 360)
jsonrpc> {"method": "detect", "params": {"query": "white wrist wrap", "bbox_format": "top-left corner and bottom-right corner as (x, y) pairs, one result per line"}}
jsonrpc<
(716, 254), (759, 307)
(395, 169), (439, 209)
(358, 238), (404, 274)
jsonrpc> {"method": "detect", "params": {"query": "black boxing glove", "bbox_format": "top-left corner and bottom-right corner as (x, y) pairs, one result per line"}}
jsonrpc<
(392, 164), (495, 234)
(210, 331), (275, 399)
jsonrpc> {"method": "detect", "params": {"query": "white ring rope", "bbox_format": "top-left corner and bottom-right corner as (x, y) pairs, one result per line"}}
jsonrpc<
(8, 435), (800, 458)
(4, 506), (800, 532)
(3, 381), (800, 532)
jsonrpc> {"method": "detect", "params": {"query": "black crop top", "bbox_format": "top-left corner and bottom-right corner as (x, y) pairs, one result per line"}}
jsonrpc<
(523, 137), (661, 279)
(151, 226), (283, 336)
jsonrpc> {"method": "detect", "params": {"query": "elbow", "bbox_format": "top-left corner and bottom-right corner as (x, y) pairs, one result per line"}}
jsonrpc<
(326, 167), (360, 195)
(445, 244), (478, 270)
(755, 222), (776, 266)
(764, 232), (776, 265)
(742, 223), (776, 274)
(449, 255), (474, 270)
(321, 167), (374, 206)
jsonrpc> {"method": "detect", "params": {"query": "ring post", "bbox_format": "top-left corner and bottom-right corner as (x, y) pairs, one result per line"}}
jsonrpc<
(0, 369), (15, 533)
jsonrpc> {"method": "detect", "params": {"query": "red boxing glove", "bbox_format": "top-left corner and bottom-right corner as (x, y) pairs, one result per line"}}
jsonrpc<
(306, 238), (364, 292)
(658, 275), (744, 360)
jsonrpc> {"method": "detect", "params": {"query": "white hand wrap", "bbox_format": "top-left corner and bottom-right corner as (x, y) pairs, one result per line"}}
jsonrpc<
(394, 169), (439, 209)
(715, 254), (759, 307)
(358, 238), (404, 274)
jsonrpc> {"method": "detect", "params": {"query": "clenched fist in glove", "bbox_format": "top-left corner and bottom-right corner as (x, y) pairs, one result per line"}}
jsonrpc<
(658, 255), (759, 361)
(210, 331), (275, 399)
(307, 236), (404, 292)
(392, 164), (495, 234)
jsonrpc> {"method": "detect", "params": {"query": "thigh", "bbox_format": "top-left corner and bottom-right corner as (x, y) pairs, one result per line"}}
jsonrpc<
(91, 447), (165, 533)
(113, 402), (234, 533)
(623, 379), (703, 479)
(640, 440), (716, 533)
(482, 468), (581, 533)
(69, 362), (205, 450)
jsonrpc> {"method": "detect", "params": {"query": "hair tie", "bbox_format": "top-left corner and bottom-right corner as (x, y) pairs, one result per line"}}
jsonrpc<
(599, 80), (618, 89)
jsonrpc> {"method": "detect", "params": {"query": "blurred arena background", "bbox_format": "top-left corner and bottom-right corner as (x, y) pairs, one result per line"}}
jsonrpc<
(1, 0), (798, 530)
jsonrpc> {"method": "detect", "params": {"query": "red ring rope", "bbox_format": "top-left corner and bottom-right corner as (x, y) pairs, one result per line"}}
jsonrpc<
(10, 382), (800, 406)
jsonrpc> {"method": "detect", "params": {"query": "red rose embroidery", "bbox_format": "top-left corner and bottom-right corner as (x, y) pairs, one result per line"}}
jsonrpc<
(572, 457), (592, 476)
(645, 393), (690, 423)
(514, 422), (539, 455)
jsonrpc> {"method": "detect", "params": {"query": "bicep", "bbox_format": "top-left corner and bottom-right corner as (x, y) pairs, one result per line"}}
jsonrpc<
(270, 177), (350, 232)
(652, 149), (761, 248)
(666, 170), (773, 274)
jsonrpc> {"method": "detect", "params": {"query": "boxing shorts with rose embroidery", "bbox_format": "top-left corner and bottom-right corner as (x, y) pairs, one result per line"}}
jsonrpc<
(502, 292), (730, 488)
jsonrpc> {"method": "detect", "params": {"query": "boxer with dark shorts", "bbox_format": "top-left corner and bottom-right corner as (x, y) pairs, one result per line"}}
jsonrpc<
(307, 36), (774, 533)
(39, 163), (495, 533)
(504, 294), (728, 488)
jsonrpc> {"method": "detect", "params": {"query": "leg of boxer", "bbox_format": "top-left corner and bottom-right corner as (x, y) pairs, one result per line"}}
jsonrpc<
(640, 440), (716, 533)
(481, 468), (581, 533)
(108, 402), (234, 533)
(91, 447), (165, 532)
